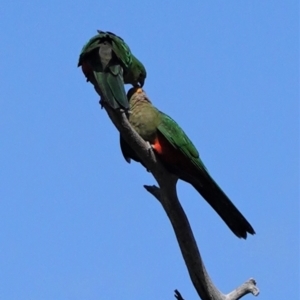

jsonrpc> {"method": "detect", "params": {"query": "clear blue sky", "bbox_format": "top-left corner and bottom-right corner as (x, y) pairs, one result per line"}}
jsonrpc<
(0, 1), (298, 299)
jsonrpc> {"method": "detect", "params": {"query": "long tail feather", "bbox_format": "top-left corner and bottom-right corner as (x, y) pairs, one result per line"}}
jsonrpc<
(190, 174), (255, 239)
(92, 71), (128, 110)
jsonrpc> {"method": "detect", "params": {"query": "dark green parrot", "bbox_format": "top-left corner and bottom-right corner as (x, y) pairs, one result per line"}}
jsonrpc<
(120, 87), (255, 239)
(78, 30), (147, 110)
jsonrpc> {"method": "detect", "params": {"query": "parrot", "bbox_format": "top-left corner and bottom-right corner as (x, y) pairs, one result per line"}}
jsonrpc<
(78, 30), (147, 111)
(120, 87), (255, 239)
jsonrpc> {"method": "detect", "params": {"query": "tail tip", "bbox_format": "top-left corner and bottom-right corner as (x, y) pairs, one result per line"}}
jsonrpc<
(238, 227), (256, 239)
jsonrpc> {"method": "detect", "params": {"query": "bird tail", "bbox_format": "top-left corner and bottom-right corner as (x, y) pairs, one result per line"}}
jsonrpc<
(190, 173), (255, 239)
(91, 68), (128, 110)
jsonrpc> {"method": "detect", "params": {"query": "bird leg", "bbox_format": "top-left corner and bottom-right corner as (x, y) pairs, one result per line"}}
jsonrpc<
(117, 108), (132, 119)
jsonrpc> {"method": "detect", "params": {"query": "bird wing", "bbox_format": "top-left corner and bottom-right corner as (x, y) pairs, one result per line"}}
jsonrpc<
(157, 112), (208, 173)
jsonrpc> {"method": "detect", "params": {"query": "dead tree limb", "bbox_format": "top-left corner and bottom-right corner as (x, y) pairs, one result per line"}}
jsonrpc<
(101, 100), (259, 300)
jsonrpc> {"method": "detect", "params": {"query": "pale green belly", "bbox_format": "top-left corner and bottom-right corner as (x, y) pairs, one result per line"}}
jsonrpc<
(129, 105), (160, 142)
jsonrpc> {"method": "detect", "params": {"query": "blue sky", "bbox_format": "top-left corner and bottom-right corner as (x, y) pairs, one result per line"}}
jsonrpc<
(0, 1), (298, 299)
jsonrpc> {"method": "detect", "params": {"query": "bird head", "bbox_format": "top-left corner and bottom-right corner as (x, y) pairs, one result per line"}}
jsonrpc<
(124, 55), (147, 87)
(127, 86), (143, 100)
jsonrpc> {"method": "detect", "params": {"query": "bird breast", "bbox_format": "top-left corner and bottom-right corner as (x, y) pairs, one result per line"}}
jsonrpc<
(129, 103), (160, 142)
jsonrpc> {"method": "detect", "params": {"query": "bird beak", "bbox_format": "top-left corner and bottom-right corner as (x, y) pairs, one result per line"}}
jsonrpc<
(139, 77), (145, 87)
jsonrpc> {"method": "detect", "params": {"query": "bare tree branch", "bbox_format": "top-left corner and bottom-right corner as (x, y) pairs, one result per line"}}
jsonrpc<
(145, 185), (259, 300)
(225, 279), (259, 299)
(174, 289), (185, 300)
(101, 99), (259, 300)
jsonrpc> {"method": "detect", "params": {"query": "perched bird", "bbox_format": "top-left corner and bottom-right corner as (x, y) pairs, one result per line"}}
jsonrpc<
(78, 30), (147, 110)
(120, 87), (255, 239)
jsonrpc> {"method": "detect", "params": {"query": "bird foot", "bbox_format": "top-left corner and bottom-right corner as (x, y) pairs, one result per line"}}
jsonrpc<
(146, 141), (154, 151)
(118, 108), (131, 118)
(99, 99), (104, 109)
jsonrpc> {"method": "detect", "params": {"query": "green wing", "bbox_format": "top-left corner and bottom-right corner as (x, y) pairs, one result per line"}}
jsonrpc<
(78, 31), (132, 69)
(106, 31), (132, 69)
(158, 112), (255, 239)
(78, 31), (130, 109)
(78, 34), (103, 65)
(157, 112), (208, 172)
(92, 65), (127, 110)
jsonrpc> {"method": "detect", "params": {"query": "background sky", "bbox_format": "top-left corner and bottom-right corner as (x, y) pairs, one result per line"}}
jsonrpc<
(0, 1), (298, 299)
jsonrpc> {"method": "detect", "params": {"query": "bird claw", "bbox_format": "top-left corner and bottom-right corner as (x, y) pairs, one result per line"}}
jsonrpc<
(118, 108), (131, 117)
(146, 141), (153, 151)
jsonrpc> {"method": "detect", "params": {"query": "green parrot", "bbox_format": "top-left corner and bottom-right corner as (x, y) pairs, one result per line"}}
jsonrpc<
(120, 87), (255, 239)
(78, 30), (147, 110)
